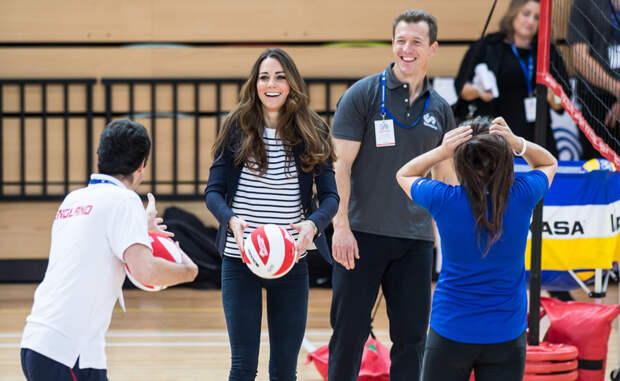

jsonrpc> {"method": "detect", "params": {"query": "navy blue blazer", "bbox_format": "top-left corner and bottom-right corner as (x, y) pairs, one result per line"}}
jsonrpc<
(205, 140), (339, 265)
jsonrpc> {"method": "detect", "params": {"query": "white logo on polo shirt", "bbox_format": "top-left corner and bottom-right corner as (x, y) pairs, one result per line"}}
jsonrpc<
(423, 113), (439, 130)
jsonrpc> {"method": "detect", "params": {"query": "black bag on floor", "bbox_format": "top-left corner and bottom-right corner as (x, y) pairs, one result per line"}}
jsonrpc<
(162, 207), (222, 289)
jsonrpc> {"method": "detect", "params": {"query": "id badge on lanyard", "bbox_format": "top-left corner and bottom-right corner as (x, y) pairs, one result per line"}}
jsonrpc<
(374, 118), (396, 147)
(376, 70), (430, 147)
(524, 97), (536, 122)
(510, 44), (536, 122)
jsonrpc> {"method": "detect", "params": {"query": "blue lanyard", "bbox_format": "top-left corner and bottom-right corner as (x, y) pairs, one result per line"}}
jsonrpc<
(88, 178), (118, 186)
(510, 44), (534, 96)
(380, 70), (430, 129)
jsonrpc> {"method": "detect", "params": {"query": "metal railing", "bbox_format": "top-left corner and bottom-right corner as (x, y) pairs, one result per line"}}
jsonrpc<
(0, 78), (96, 200)
(0, 77), (357, 201)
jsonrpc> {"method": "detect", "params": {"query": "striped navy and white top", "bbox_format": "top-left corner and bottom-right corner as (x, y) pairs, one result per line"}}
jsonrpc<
(224, 127), (306, 259)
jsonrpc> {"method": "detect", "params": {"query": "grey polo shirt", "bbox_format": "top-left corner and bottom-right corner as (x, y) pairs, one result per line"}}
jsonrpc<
(332, 63), (456, 241)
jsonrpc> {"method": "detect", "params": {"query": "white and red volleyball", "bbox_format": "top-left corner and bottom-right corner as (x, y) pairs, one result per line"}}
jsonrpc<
(125, 232), (183, 292)
(243, 224), (296, 279)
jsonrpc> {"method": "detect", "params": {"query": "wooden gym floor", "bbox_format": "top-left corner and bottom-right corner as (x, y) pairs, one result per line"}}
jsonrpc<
(0, 283), (618, 380)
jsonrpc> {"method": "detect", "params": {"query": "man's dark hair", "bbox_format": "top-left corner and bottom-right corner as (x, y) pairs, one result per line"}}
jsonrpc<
(97, 119), (151, 176)
(392, 9), (438, 44)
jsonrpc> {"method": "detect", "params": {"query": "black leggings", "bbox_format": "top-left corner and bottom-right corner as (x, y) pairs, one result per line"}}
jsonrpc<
(421, 328), (526, 381)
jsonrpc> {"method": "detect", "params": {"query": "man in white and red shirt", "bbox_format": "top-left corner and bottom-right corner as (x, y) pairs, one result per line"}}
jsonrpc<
(20, 119), (198, 381)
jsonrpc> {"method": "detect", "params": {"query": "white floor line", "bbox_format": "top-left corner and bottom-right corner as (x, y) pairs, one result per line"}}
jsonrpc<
(0, 341), (333, 349)
(106, 342), (259, 347)
(0, 329), (391, 350)
(107, 331), (229, 337)
(0, 329), (389, 339)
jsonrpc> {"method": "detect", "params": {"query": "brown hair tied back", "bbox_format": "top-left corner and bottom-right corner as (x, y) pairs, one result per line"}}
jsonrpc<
(454, 116), (514, 255)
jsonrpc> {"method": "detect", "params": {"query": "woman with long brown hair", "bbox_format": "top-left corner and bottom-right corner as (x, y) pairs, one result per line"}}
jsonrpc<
(205, 48), (338, 381)
(396, 116), (557, 381)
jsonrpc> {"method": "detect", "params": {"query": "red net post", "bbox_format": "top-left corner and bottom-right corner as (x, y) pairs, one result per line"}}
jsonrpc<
(536, 0), (553, 85)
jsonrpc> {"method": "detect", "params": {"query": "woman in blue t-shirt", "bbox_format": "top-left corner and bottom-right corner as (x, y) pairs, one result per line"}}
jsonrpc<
(396, 116), (557, 381)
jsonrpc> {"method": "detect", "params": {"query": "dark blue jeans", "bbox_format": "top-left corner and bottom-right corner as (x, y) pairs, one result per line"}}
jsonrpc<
(21, 348), (108, 381)
(421, 328), (526, 381)
(328, 231), (433, 381)
(221, 255), (309, 381)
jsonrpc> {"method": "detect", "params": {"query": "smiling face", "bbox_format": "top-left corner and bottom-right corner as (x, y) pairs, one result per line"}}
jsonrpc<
(512, 1), (540, 42)
(392, 20), (438, 81)
(256, 57), (290, 115)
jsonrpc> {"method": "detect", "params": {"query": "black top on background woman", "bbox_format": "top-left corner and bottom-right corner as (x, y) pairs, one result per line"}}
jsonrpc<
(453, 0), (571, 157)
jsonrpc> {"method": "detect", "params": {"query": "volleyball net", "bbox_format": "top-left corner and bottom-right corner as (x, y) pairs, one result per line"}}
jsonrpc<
(537, 0), (620, 166)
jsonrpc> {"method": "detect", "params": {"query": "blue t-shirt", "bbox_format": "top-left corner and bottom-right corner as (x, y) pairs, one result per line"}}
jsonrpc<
(411, 170), (549, 344)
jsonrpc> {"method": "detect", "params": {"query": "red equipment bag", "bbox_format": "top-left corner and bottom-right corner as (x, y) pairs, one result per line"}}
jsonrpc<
(306, 337), (391, 381)
(306, 344), (329, 380)
(358, 337), (391, 381)
(540, 297), (620, 381)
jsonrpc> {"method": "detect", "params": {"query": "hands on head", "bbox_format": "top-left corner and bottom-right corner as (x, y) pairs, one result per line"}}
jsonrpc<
(442, 116), (524, 156)
(488, 116), (524, 152)
(439, 124), (473, 158)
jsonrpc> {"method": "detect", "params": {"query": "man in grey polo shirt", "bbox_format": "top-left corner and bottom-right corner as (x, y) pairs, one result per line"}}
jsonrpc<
(328, 9), (456, 381)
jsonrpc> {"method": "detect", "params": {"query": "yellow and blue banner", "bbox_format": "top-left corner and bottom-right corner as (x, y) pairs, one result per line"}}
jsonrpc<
(521, 160), (620, 271)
